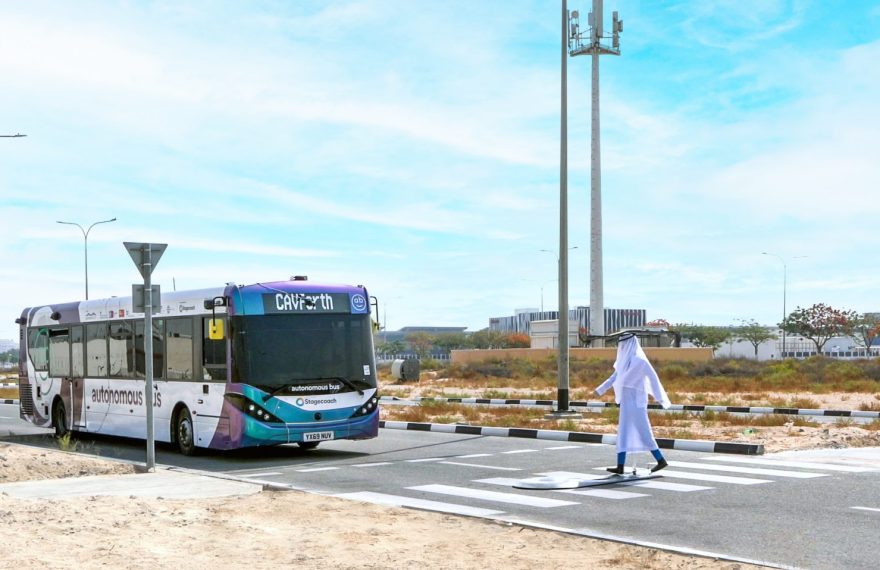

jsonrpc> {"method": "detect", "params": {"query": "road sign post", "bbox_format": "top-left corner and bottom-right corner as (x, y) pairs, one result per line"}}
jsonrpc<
(124, 242), (167, 472)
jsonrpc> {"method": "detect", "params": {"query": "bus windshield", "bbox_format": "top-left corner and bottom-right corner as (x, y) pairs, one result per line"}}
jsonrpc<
(231, 313), (376, 391)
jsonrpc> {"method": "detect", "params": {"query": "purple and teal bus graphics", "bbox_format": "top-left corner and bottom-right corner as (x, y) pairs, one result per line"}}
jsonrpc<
(17, 278), (379, 454)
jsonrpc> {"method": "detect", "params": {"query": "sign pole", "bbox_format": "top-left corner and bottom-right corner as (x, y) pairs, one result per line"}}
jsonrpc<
(144, 245), (155, 471)
(124, 242), (167, 473)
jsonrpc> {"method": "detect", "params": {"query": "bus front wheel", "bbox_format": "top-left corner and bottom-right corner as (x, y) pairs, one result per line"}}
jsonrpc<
(52, 399), (69, 438)
(175, 408), (197, 456)
(297, 441), (320, 450)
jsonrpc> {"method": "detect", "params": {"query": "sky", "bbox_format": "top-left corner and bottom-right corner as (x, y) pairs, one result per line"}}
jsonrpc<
(1, 0), (879, 341)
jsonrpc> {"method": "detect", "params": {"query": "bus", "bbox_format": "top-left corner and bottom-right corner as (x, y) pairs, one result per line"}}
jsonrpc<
(16, 277), (380, 454)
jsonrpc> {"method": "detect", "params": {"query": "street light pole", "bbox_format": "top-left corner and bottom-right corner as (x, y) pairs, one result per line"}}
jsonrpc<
(762, 252), (807, 358)
(57, 218), (117, 299)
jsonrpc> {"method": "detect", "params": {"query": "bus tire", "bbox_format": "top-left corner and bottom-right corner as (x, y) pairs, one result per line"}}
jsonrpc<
(297, 441), (320, 450)
(52, 399), (69, 438)
(175, 407), (197, 456)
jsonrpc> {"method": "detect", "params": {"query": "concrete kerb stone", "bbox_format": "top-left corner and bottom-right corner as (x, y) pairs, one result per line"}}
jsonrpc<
(379, 420), (764, 455)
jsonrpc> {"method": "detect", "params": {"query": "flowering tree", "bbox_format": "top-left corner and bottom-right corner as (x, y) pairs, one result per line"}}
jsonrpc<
(781, 303), (856, 355)
(645, 319), (670, 328)
(850, 313), (880, 357)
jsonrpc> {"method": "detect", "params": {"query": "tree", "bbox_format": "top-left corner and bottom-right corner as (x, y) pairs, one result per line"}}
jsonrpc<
(645, 319), (670, 328)
(672, 323), (731, 351)
(850, 313), (880, 357)
(469, 329), (507, 349)
(734, 319), (777, 358)
(404, 332), (434, 358)
(781, 303), (856, 355)
(375, 340), (406, 356)
(502, 332), (531, 348)
(431, 332), (472, 353)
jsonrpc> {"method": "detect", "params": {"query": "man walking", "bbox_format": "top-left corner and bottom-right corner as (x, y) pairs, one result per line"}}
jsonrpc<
(595, 332), (670, 474)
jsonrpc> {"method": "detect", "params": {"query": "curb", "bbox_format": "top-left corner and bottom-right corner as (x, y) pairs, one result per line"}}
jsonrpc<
(381, 396), (880, 419)
(1, 399), (16, 405)
(379, 420), (764, 455)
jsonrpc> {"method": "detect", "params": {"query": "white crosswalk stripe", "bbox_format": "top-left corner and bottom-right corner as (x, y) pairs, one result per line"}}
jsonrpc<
(336, 491), (505, 517)
(408, 484), (579, 508)
(535, 471), (713, 493)
(610, 469), (771, 485)
(668, 460), (827, 479)
(703, 456), (878, 473)
(473, 476), (647, 499)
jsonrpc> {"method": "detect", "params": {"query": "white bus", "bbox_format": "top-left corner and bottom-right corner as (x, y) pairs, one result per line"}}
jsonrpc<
(17, 277), (379, 454)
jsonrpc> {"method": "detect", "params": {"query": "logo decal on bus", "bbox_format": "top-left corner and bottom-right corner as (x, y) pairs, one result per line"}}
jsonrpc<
(351, 294), (367, 312)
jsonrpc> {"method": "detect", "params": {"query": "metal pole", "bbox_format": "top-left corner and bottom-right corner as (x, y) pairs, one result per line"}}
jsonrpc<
(557, 0), (571, 413)
(57, 218), (116, 300)
(588, 0), (605, 347)
(144, 245), (156, 471)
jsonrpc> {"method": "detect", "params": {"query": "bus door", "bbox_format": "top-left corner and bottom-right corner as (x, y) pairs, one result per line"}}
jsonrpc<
(84, 323), (111, 432)
(69, 326), (86, 429)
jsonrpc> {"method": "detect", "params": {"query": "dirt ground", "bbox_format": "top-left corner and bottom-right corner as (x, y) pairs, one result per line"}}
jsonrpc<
(0, 444), (759, 570)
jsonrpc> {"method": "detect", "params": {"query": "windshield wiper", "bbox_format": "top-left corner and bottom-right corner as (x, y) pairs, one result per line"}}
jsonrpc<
(262, 384), (294, 402)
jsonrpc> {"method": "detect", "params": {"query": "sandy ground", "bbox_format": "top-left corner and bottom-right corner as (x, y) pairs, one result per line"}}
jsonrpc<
(0, 443), (760, 570)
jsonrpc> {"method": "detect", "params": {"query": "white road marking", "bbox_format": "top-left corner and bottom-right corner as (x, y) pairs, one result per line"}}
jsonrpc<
(669, 460), (827, 479)
(336, 491), (505, 517)
(613, 469), (771, 485)
(536, 471), (712, 492)
(296, 467), (340, 472)
(851, 506), (880, 513)
(558, 488), (649, 499)
(704, 456), (879, 473)
(405, 457), (446, 463)
(502, 449), (539, 454)
(238, 472), (283, 478)
(440, 461), (522, 471)
(353, 462), (393, 468)
(545, 445), (582, 450)
(409, 484), (579, 508)
(455, 453), (492, 458)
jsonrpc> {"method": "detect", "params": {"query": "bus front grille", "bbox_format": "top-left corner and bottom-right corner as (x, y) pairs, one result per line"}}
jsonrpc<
(18, 383), (34, 415)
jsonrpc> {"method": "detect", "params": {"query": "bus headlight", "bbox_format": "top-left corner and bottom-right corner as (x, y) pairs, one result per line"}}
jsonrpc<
(224, 394), (283, 423)
(350, 395), (379, 418)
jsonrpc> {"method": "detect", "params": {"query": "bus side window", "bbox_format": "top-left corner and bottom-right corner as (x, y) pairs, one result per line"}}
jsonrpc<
(165, 318), (193, 380)
(28, 328), (49, 372)
(135, 320), (165, 379)
(48, 328), (70, 377)
(86, 323), (108, 377)
(202, 317), (227, 381)
(109, 322), (133, 378)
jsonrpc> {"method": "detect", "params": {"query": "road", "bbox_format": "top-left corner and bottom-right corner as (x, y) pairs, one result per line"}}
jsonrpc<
(2, 403), (879, 569)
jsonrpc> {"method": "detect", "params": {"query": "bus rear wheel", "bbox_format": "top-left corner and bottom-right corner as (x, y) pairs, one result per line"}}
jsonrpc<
(176, 408), (197, 456)
(297, 441), (320, 450)
(52, 399), (69, 438)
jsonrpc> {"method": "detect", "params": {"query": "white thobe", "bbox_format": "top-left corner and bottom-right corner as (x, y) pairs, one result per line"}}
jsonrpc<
(595, 338), (671, 453)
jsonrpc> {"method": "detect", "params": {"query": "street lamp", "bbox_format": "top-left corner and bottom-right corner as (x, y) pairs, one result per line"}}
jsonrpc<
(762, 252), (806, 358)
(57, 218), (117, 299)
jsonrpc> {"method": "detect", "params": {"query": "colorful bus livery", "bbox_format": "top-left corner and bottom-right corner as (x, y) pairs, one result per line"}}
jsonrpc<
(17, 278), (380, 454)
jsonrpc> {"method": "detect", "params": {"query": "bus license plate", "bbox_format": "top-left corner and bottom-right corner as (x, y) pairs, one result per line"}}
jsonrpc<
(303, 431), (335, 442)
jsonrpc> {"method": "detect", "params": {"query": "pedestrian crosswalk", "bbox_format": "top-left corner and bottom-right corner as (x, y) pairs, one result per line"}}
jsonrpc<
(329, 455), (879, 519)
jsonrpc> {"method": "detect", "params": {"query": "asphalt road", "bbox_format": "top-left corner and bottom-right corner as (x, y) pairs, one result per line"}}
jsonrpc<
(2, 403), (879, 569)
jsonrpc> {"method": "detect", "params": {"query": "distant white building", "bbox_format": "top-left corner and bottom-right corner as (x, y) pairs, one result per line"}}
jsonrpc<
(710, 327), (879, 360)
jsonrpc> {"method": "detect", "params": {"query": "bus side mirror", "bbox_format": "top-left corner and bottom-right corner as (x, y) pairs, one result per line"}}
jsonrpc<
(208, 319), (225, 340)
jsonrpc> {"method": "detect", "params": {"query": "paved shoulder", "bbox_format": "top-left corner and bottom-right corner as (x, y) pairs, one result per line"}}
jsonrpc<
(0, 469), (264, 499)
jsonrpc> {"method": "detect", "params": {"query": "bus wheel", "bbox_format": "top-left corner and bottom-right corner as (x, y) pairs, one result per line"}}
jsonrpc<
(297, 441), (320, 450)
(52, 399), (69, 438)
(176, 408), (197, 456)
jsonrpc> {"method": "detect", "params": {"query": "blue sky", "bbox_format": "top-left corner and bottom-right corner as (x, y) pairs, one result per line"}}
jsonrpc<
(1, 0), (879, 341)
